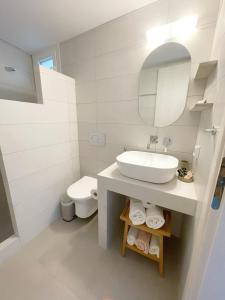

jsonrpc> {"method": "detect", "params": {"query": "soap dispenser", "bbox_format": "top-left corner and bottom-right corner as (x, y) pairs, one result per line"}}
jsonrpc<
(163, 137), (172, 152)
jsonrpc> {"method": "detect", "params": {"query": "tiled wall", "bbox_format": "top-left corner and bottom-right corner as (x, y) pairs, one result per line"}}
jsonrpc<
(60, 0), (219, 177)
(0, 66), (80, 260)
(179, 1), (225, 298)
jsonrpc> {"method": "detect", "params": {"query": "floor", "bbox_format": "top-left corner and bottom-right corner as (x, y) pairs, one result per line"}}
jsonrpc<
(0, 215), (179, 300)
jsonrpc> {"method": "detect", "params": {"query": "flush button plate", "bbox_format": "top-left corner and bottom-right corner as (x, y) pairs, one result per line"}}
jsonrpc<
(89, 131), (106, 146)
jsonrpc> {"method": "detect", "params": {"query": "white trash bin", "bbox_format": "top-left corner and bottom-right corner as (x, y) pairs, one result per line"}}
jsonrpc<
(60, 198), (75, 222)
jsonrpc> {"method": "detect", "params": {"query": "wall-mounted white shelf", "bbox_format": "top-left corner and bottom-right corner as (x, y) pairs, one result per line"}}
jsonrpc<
(189, 102), (213, 112)
(194, 60), (217, 80)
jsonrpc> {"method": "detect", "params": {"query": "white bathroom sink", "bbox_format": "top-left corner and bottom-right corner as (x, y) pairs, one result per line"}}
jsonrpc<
(116, 151), (179, 184)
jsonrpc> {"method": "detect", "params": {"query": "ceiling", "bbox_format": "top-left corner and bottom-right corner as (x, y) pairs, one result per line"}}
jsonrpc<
(0, 0), (157, 54)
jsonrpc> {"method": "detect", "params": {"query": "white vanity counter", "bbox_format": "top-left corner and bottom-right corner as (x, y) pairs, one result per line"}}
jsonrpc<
(98, 163), (198, 216)
(97, 163), (199, 248)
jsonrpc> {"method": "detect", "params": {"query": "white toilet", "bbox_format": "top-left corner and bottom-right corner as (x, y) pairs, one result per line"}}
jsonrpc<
(67, 176), (98, 218)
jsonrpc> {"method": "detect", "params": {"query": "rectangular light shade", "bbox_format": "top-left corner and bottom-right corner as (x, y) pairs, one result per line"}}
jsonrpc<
(147, 15), (198, 47)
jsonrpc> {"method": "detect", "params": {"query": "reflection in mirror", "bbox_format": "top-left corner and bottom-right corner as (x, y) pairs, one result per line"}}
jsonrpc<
(139, 42), (191, 127)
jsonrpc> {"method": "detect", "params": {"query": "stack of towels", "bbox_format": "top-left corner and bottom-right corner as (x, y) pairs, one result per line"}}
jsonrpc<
(127, 199), (165, 258)
(127, 227), (160, 258)
(129, 198), (165, 229)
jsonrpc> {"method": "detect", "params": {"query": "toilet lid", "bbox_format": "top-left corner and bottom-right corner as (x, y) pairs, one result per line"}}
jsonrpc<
(67, 176), (97, 201)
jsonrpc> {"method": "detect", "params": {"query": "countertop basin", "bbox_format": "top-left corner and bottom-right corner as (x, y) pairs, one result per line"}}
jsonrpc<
(116, 151), (179, 184)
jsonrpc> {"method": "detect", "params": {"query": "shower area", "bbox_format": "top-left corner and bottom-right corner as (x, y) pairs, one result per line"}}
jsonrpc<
(0, 166), (14, 244)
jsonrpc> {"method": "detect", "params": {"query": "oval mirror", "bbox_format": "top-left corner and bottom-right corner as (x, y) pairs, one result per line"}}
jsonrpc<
(138, 42), (191, 127)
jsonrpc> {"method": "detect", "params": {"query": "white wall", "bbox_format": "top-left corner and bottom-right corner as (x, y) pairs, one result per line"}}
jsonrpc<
(0, 39), (36, 102)
(0, 66), (80, 261)
(60, 0), (219, 178)
(181, 1), (225, 298)
(197, 192), (225, 299)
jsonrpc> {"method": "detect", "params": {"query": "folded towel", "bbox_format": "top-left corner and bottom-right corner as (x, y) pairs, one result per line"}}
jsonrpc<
(90, 188), (98, 200)
(127, 227), (139, 246)
(135, 231), (151, 254)
(129, 199), (146, 225)
(146, 205), (165, 229)
(149, 235), (160, 258)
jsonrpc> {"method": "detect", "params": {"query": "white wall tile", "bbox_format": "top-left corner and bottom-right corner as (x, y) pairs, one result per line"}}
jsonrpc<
(173, 109), (200, 127)
(77, 103), (97, 123)
(129, 0), (169, 40)
(96, 74), (139, 102)
(0, 68), (80, 257)
(95, 14), (143, 56)
(0, 123), (71, 154)
(96, 144), (124, 163)
(79, 141), (97, 159)
(183, 26), (216, 64)
(18, 203), (60, 244)
(68, 103), (78, 123)
(40, 70), (67, 102)
(95, 0), (169, 55)
(14, 179), (71, 228)
(77, 122), (97, 141)
(80, 158), (99, 177)
(60, 30), (96, 65)
(0, 101), (69, 125)
(69, 122), (79, 141)
(97, 123), (157, 147)
(95, 44), (148, 80)
(3, 142), (77, 182)
(66, 77), (77, 103)
(157, 125), (198, 153)
(9, 159), (75, 206)
(62, 59), (95, 83)
(97, 100), (142, 125)
(76, 81), (96, 103)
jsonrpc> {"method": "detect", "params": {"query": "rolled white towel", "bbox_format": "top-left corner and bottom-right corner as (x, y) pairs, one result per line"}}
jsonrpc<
(149, 235), (160, 258)
(146, 204), (165, 229)
(127, 227), (139, 246)
(129, 199), (146, 225)
(90, 189), (98, 200)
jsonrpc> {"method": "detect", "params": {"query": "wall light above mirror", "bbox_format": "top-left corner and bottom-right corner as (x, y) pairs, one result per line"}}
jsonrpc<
(138, 42), (191, 127)
(146, 15), (198, 48)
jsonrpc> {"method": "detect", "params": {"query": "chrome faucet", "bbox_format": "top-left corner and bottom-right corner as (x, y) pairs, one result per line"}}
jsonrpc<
(147, 135), (158, 149)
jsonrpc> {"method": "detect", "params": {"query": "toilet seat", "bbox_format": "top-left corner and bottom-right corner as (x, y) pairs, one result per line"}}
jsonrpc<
(67, 176), (97, 201)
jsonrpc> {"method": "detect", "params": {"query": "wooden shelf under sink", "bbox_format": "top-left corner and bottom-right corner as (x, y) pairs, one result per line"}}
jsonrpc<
(120, 201), (172, 277)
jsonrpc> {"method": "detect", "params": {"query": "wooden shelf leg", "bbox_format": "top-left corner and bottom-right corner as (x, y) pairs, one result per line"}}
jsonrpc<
(121, 222), (129, 256)
(159, 235), (164, 277)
